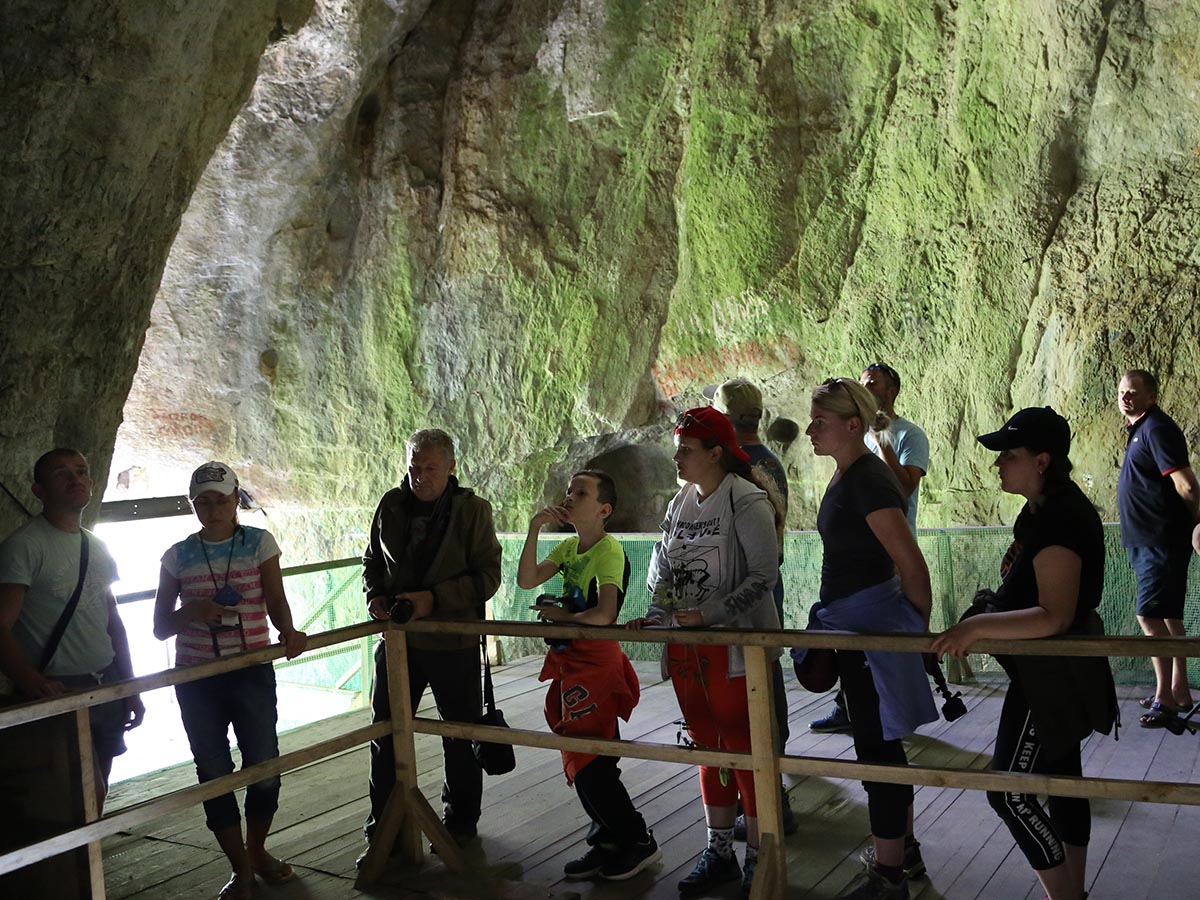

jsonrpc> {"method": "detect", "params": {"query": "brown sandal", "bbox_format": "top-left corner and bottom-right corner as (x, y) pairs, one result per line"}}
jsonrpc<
(253, 857), (295, 886)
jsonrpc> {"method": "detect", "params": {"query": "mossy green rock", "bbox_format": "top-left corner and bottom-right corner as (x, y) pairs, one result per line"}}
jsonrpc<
(112, 0), (1200, 555)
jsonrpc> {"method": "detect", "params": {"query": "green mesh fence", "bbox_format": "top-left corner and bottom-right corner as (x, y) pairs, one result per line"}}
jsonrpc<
(491, 527), (1199, 684)
(274, 562), (374, 703)
(276, 526), (1200, 694)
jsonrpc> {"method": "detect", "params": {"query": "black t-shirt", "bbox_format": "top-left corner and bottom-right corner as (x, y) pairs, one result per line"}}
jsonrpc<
(817, 453), (904, 601)
(993, 479), (1104, 627)
(405, 497), (445, 585)
(990, 479), (1116, 754)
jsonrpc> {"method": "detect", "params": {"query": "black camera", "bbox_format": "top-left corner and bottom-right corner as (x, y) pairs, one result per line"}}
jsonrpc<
(535, 593), (571, 650)
(924, 652), (968, 722)
(389, 597), (415, 624)
(941, 691), (968, 722)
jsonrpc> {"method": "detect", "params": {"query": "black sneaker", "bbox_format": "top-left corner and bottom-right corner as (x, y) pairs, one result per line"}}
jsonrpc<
(599, 832), (661, 881)
(810, 703), (853, 733)
(564, 844), (618, 879)
(431, 816), (478, 854)
(781, 795), (798, 835)
(443, 816), (478, 843)
(859, 840), (926, 880)
(838, 866), (908, 899)
(678, 848), (741, 896)
(741, 852), (757, 898)
(733, 794), (798, 840)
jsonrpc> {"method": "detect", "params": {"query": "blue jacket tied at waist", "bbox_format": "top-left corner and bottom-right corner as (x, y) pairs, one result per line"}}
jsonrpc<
(791, 577), (937, 741)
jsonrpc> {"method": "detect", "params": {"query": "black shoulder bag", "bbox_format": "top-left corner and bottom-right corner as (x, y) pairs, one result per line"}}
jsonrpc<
(472, 637), (516, 775)
(38, 532), (90, 673)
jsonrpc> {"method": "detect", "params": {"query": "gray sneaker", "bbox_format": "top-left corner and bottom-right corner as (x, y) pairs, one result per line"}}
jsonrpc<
(733, 793), (798, 839)
(678, 848), (741, 897)
(859, 840), (926, 880)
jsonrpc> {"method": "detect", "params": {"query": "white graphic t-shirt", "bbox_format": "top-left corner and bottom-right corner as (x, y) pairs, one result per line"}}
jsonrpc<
(656, 476), (735, 609)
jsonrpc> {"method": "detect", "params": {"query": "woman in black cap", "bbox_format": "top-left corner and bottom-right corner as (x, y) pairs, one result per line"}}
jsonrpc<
(933, 407), (1117, 900)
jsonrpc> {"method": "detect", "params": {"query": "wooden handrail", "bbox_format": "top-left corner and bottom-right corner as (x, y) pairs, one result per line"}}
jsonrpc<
(0, 621), (386, 732)
(0, 722), (390, 877)
(7, 617), (1199, 732)
(5, 613), (1200, 895)
(399, 617), (1200, 659)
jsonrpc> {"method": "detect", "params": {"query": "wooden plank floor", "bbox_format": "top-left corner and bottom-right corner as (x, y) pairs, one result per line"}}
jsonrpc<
(99, 658), (1200, 900)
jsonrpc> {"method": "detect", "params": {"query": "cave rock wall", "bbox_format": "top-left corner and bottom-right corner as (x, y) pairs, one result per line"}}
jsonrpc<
(0, 0), (315, 536)
(114, 0), (1200, 550)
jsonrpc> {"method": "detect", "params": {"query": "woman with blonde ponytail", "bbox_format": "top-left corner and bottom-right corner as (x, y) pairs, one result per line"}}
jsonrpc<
(793, 378), (937, 900)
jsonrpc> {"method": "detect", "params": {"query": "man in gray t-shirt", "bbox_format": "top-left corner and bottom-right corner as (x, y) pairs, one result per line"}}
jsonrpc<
(861, 363), (930, 535)
(0, 448), (144, 808)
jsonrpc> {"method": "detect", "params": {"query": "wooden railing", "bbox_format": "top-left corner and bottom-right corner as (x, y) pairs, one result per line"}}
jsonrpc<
(3, 619), (1200, 900)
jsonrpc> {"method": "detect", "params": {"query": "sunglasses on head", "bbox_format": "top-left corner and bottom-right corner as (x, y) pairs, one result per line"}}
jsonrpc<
(676, 412), (699, 430)
(864, 361), (901, 387)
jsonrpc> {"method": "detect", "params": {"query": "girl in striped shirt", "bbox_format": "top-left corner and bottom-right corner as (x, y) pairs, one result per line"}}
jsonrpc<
(153, 461), (306, 900)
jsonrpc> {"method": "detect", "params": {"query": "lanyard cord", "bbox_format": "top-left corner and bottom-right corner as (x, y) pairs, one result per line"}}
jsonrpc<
(199, 530), (237, 593)
(199, 530), (245, 655)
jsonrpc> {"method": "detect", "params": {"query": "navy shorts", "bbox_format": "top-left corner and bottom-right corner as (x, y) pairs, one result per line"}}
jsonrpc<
(59, 665), (129, 765)
(1128, 544), (1192, 620)
(88, 697), (131, 763)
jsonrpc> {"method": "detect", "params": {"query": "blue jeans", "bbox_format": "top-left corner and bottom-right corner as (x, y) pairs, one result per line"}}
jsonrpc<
(175, 663), (281, 831)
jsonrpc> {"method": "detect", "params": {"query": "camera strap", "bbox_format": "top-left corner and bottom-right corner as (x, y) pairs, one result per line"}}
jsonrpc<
(479, 635), (498, 715)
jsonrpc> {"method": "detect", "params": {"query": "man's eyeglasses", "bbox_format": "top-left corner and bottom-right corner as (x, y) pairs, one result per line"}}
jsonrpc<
(864, 361), (901, 389)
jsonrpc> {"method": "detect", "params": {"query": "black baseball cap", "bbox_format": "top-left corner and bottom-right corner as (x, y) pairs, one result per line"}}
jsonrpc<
(976, 406), (1071, 456)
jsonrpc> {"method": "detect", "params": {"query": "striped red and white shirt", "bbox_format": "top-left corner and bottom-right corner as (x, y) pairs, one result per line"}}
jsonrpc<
(161, 526), (281, 666)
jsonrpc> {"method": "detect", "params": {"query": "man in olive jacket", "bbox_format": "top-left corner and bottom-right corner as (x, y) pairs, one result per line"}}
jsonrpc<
(361, 429), (502, 851)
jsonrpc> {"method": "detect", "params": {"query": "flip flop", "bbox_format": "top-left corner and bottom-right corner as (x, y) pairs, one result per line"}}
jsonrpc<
(217, 873), (253, 900)
(1140, 701), (1179, 729)
(252, 857), (295, 886)
(1138, 697), (1189, 713)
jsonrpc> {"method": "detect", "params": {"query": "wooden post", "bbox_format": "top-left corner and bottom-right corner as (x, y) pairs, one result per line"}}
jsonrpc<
(385, 631), (422, 862)
(74, 708), (105, 900)
(747, 832), (783, 900)
(744, 644), (784, 896)
(359, 635), (373, 709)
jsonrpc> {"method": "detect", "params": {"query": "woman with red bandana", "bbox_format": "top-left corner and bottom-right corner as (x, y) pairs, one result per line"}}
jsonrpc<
(628, 407), (782, 899)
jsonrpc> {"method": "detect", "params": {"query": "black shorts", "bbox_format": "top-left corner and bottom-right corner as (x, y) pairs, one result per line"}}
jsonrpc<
(1128, 543), (1192, 620)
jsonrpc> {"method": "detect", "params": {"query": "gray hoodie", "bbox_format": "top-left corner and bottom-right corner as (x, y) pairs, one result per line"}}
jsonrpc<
(645, 473), (781, 678)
